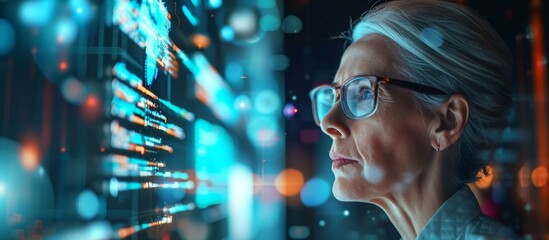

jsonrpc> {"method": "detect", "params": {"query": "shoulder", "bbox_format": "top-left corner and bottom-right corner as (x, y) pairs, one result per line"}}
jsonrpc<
(458, 214), (519, 240)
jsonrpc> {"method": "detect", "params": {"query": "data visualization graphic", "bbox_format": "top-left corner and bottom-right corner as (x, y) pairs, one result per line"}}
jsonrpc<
(1, 0), (285, 239)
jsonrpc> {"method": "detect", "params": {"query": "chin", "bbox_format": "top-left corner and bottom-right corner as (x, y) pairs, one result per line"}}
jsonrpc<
(332, 180), (355, 202)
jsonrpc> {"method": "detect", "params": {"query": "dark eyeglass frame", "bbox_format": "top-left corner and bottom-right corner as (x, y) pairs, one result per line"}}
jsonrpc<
(309, 75), (448, 126)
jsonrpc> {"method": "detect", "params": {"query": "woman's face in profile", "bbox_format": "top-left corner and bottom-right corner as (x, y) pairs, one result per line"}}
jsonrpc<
(321, 34), (437, 203)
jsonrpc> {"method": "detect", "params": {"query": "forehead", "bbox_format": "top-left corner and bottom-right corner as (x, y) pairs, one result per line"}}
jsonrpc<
(334, 34), (399, 84)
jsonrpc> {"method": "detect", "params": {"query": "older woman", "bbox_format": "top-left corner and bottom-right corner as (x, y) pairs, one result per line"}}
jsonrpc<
(309, 0), (518, 239)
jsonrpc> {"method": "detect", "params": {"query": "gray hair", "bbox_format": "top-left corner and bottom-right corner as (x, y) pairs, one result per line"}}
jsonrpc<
(350, 0), (513, 183)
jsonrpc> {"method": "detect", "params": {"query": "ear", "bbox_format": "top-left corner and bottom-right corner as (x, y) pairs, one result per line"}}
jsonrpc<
(430, 94), (469, 151)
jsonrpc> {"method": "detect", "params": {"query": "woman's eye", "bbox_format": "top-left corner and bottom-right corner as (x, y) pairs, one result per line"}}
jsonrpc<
(358, 87), (373, 100)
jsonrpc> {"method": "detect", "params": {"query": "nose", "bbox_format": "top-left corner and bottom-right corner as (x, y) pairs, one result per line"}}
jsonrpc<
(320, 100), (349, 139)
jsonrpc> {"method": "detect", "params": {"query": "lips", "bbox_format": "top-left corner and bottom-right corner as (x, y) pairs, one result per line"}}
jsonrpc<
(332, 159), (358, 168)
(329, 151), (358, 169)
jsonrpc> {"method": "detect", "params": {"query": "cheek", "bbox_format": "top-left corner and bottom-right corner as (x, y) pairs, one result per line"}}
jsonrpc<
(356, 114), (431, 185)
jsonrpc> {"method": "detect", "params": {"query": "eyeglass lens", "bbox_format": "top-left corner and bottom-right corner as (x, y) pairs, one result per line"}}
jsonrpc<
(313, 88), (335, 124)
(344, 77), (375, 118)
(313, 77), (376, 124)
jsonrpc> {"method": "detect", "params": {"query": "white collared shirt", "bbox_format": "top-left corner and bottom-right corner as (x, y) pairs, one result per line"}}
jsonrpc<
(417, 185), (518, 240)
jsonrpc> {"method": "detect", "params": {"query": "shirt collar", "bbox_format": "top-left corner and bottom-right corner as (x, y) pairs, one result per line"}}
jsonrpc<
(417, 185), (482, 240)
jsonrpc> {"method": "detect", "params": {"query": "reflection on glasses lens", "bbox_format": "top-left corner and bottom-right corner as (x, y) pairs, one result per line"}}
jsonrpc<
(315, 88), (334, 123)
(345, 78), (374, 118)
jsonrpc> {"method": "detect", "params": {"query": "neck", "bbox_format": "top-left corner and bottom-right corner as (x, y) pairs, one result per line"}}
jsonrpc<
(370, 150), (461, 240)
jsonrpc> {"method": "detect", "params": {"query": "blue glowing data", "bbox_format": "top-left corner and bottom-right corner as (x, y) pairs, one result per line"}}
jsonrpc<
(194, 118), (236, 208)
(193, 53), (239, 125)
(113, 0), (177, 85)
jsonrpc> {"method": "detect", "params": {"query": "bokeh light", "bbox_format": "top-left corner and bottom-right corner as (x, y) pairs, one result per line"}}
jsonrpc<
(254, 90), (280, 114)
(274, 168), (304, 196)
(300, 178), (330, 207)
(76, 189), (100, 220)
(288, 226), (310, 239)
(109, 177), (119, 198)
(0, 181), (5, 196)
(246, 116), (279, 146)
(208, 0), (222, 9)
(0, 19), (16, 56)
(70, 0), (94, 23)
(531, 165), (548, 188)
(80, 94), (103, 121)
(475, 165), (494, 189)
(191, 33), (211, 49)
(220, 25), (235, 41)
(229, 9), (257, 36)
(20, 140), (40, 171)
(56, 18), (78, 44)
(283, 103), (297, 118)
(362, 163), (384, 184)
(234, 94), (251, 111)
(19, 0), (55, 26)
(59, 60), (69, 72)
(61, 77), (88, 104)
(281, 15), (302, 34)
(518, 164), (530, 188)
(420, 27), (444, 49)
(157, 186), (186, 203)
(318, 220), (325, 227)
(224, 62), (244, 88)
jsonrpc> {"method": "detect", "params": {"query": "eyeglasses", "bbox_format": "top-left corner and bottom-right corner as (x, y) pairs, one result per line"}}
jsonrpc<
(309, 75), (448, 126)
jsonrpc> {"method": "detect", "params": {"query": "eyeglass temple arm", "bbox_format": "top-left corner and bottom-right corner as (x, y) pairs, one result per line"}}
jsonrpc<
(381, 78), (448, 95)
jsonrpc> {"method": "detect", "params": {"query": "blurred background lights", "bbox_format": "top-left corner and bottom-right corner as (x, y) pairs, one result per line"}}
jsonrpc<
(257, 0), (276, 9)
(228, 164), (253, 240)
(208, 0), (223, 9)
(59, 60), (69, 71)
(344, 210), (349, 216)
(224, 62), (243, 87)
(282, 103), (297, 118)
(158, 187), (186, 204)
(474, 165), (494, 189)
(318, 220), (325, 227)
(220, 25), (235, 41)
(109, 178), (119, 198)
(234, 94), (251, 111)
(76, 189), (100, 220)
(267, 54), (289, 71)
(70, 0), (94, 23)
(246, 116), (279, 146)
(191, 33), (211, 49)
(0, 182), (5, 196)
(0, 19), (16, 56)
(518, 164), (530, 188)
(20, 141), (40, 171)
(57, 19), (78, 44)
(61, 77), (88, 104)
(229, 9), (257, 36)
(19, 0), (55, 26)
(420, 27), (444, 49)
(274, 168), (304, 196)
(281, 15), (302, 34)
(254, 90), (280, 114)
(531, 166), (548, 188)
(260, 15), (280, 32)
(288, 226), (310, 239)
(300, 178), (330, 207)
(80, 94), (103, 121)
